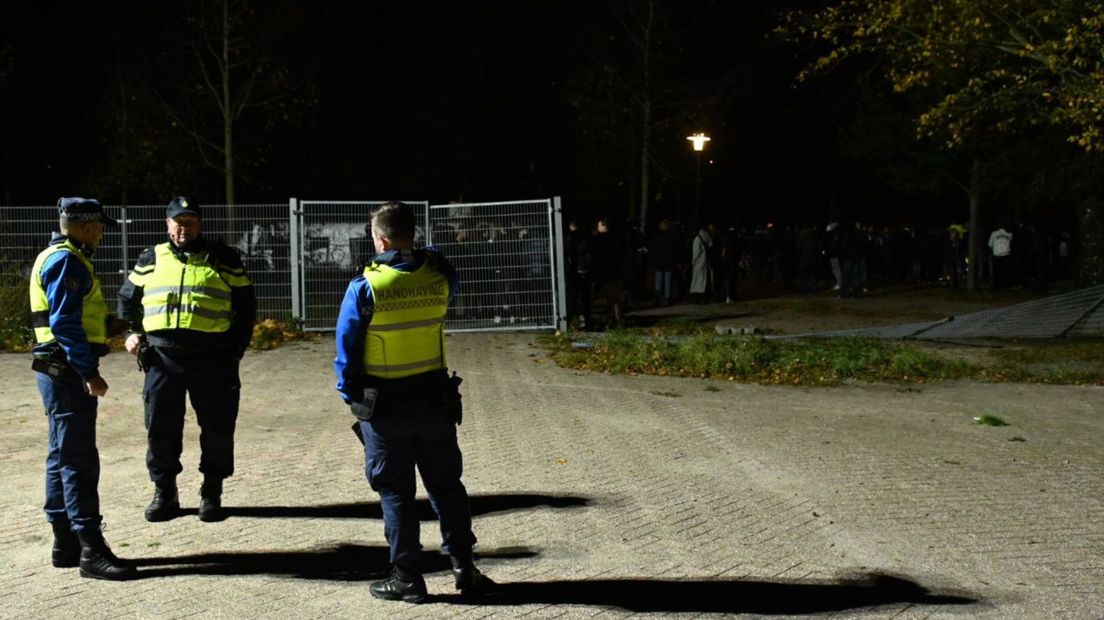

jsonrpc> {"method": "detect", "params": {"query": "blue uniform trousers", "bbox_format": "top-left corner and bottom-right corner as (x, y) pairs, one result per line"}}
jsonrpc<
(360, 389), (477, 570)
(36, 370), (101, 532)
(143, 348), (240, 485)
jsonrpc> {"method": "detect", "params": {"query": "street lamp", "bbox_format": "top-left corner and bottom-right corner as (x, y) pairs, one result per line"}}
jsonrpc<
(687, 132), (710, 222)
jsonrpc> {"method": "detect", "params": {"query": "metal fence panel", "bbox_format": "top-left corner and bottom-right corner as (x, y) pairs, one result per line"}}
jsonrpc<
(119, 203), (293, 321)
(428, 199), (559, 331)
(0, 203), (293, 321)
(3, 198), (567, 335)
(297, 201), (429, 330)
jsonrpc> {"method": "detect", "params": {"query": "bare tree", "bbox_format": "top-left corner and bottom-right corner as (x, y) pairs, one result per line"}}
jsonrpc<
(160, 0), (307, 212)
(0, 45), (13, 203)
(568, 0), (729, 230)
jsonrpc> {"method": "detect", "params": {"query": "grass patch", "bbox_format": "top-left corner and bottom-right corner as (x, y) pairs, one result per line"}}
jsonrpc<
(542, 330), (1104, 386)
(973, 414), (1010, 427)
(704, 385), (721, 392)
(544, 332), (975, 386)
(650, 390), (681, 398)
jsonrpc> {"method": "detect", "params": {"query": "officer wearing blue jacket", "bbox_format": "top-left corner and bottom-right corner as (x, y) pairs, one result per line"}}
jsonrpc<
(335, 202), (494, 602)
(29, 197), (135, 580)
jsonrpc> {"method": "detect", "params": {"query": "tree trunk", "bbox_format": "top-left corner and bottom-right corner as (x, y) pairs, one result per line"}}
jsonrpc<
(638, 0), (654, 232)
(116, 68), (129, 207)
(967, 158), (981, 290)
(640, 99), (650, 229)
(221, 0), (236, 242)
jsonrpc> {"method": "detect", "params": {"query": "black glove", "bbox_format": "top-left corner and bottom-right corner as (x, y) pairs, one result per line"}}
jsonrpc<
(448, 371), (464, 425)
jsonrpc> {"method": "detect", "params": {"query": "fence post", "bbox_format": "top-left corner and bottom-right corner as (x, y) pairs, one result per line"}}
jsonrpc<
(289, 198), (302, 321)
(119, 205), (129, 278)
(422, 201), (432, 247)
(552, 196), (568, 332)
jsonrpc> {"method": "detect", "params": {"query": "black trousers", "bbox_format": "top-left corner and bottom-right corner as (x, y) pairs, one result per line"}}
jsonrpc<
(144, 348), (241, 485)
(360, 388), (475, 569)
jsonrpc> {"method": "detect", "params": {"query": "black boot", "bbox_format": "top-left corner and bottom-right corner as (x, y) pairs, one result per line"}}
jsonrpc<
(369, 566), (428, 603)
(451, 553), (496, 595)
(198, 477), (225, 522)
(50, 521), (80, 568)
(78, 528), (136, 581)
(144, 484), (180, 522)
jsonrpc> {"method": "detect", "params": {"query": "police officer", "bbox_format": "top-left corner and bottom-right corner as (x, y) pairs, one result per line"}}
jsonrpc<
(117, 197), (256, 523)
(30, 197), (136, 580)
(335, 202), (494, 602)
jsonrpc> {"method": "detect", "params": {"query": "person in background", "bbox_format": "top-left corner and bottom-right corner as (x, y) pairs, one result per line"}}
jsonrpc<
(689, 223), (715, 303)
(989, 223), (1014, 290)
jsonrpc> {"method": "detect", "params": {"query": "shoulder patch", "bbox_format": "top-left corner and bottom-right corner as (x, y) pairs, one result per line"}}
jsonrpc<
(63, 276), (81, 291)
(135, 248), (157, 266)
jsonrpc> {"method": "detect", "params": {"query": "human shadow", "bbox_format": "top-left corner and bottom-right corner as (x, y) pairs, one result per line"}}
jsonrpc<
(221, 493), (589, 520)
(131, 544), (538, 580)
(433, 573), (980, 614)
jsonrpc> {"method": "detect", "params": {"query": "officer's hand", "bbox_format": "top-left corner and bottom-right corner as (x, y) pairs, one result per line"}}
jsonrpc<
(86, 376), (109, 397)
(125, 333), (144, 355)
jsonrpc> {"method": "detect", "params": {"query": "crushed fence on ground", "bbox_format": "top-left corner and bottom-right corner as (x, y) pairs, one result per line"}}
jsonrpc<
(769, 284), (1104, 340)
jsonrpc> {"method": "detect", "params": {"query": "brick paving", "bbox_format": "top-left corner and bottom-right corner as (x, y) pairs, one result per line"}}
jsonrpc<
(1, 333), (1101, 619)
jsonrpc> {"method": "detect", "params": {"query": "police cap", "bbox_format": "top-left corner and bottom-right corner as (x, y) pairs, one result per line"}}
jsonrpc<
(166, 196), (201, 219)
(57, 197), (118, 227)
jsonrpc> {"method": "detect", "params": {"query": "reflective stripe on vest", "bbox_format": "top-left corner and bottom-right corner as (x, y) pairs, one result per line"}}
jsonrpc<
(138, 243), (233, 333)
(28, 240), (107, 345)
(362, 261), (449, 379)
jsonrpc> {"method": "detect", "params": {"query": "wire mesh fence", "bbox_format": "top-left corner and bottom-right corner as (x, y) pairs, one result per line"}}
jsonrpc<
(0, 203), (293, 322)
(295, 200), (429, 330)
(294, 199), (565, 332)
(429, 200), (559, 331)
(1, 198), (567, 336)
(124, 203), (293, 320)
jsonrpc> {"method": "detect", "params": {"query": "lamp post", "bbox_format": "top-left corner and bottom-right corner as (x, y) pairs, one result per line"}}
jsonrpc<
(687, 132), (710, 223)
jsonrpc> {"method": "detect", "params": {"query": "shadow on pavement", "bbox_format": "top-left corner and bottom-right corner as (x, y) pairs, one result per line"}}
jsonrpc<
(433, 573), (980, 614)
(221, 493), (589, 520)
(131, 544), (538, 580)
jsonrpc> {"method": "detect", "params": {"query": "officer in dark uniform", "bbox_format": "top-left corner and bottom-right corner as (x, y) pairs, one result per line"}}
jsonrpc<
(29, 197), (135, 580)
(334, 202), (494, 603)
(117, 197), (256, 523)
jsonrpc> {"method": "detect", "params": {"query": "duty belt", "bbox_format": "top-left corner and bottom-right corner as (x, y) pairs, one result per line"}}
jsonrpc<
(146, 336), (231, 357)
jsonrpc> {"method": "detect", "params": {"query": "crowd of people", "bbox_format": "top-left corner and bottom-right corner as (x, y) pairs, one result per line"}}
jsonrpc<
(565, 216), (1076, 329)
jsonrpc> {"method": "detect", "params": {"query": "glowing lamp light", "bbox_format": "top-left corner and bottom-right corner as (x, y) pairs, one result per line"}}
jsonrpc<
(687, 132), (710, 152)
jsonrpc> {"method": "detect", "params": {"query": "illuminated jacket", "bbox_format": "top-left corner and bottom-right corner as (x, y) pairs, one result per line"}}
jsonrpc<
(334, 247), (458, 401)
(29, 235), (109, 379)
(117, 238), (256, 353)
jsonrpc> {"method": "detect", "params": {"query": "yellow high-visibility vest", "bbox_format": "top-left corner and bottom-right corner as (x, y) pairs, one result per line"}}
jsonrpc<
(29, 239), (107, 345)
(362, 261), (449, 379)
(126, 242), (248, 333)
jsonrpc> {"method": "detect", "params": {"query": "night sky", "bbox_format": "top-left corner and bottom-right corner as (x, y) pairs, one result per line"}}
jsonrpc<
(1, 1), (979, 228)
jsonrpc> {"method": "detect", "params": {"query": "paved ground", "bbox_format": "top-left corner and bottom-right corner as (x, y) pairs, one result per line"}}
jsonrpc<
(1, 333), (1101, 619)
